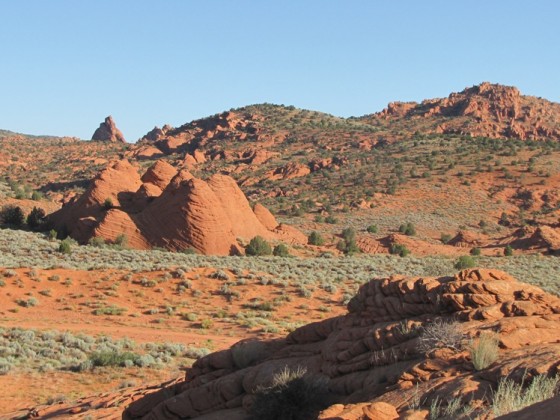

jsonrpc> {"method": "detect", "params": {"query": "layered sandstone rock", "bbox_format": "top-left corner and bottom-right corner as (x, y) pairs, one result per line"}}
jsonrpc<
(123, 269), (560, 419)
(91, 116), (126, 143)
(49, 159), (302, 255)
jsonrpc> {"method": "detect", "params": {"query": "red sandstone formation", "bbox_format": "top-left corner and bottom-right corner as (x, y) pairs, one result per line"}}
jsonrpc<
(91, 116), (126, 143)
(122, 268), (560, 419)
(369, 82), (560, 141)
(49, 159), (303, 255)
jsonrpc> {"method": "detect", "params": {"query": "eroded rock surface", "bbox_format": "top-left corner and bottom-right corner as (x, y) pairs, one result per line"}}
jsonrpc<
(122, 269), (560, 419)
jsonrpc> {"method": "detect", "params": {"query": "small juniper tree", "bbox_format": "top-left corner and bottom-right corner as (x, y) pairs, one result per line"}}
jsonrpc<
(246, 236), (272, 256)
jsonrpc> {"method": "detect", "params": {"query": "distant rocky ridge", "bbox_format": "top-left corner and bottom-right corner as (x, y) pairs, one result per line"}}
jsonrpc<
(366, 82), (560, 141)
(48, 159), (304, 254)
(92, 116), (126, 143)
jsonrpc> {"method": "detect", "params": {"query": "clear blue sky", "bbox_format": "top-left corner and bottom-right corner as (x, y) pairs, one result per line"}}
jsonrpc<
(1, 1), (559, 141)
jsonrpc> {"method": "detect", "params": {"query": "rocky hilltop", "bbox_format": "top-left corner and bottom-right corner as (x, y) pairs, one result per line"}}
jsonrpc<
(120, 268), (560, 419)
(49, 159), (304, 254)
(366, 82), (560, 141)
(92, 115), (126, 143)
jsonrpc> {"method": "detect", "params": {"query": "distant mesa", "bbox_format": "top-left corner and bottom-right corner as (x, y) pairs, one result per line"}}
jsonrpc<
(91, 115), (126, 143)
(48, 159), (304, 255)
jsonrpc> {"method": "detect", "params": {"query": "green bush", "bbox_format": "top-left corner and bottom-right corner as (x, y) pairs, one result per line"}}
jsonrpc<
(399, 222), (416, 236)
(366, 224), (378, 233)
(454, 255), (476, 270)
(249, 367), (332, 420)
(308, 231), (324, 246)
(103, 198), (114, 210)
(324, 215), (338, 224)
(470, 247), (481, 256)
(440, 233), (452, 244)
(1, 205), (25, 227)
(504, 245), (513, 256)
(341, 227), (356, 243)
(31, 191), (43, 201)
(246, 236), (272, 256)
(273, 244), (290, 257)
(58, 239), (72, 254)
(114, 234), (128, 248)
(27, 207), (46, 231)
(89, 350), (137, 367)
(390, 243), (410, 257)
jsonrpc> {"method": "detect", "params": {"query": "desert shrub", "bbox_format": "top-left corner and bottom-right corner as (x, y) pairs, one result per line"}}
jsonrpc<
(103, 198), (113, 210)
(440, 233), (452, 244)
(454, 255), (476, 270)
(89, 350), (137, 367)
(341, 227), (356, 243)
(469, 332), (500, 370)
(504, 245), (513, 256)
(429, 396), (473, 419)
(418, 319), (463, 354)
(308, 231), (324, 246)
(246, 236), (272, 256)
(58, 239), (72, 254)
(492, 374), (560, 416)
(16, 297), (39, 308)
(92, 305), (127, 316)
(200, 319), (214, 329)
(336, 239), (360, 255)
(182, 312), (198, 322)
(1, 205), (25, 227)
(210, 270), (229, 281)
(0, 358), (12, 375)
(366, 224), (378, 233)
(88, 237), (106, 247)
(26, 207), (46, 231)
(31, 191), (43, 201)
(48, 229), (57, 241)
(273, 244), (290, 257)
(249, 367), (332, 420)
(114, 234), (128, 248)
(399, 222), (416, 236)
(499, 212), (510, 226)
(390, 243), (410, 257)
(324, 215), (338, 224)
(470, 247), (481, 256)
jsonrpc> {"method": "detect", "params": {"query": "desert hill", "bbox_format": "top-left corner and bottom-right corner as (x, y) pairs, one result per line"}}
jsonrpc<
(3, 83), (560, 258)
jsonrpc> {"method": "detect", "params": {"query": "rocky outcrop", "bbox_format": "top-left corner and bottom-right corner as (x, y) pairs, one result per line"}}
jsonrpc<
(49, 159), (302, 255)
(123, 268), (560, 419)
(91, 116), (126, 143)
(369, 82), (560, 141)
(504, 225), (560, 254)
